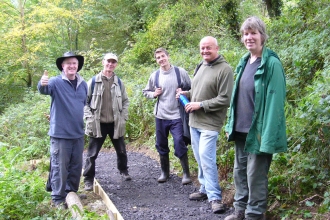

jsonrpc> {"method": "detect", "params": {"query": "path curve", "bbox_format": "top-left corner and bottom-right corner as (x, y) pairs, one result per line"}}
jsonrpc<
(85, 150), (234, 220)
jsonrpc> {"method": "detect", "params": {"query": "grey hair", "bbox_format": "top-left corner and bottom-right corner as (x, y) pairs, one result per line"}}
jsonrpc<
(240, 16), (268, 45)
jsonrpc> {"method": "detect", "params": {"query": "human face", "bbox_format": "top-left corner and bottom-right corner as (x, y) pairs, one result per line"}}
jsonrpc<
(62, 57), (79, 80)
(243, 28), (263, 55)
(200, 37), (219, 63)
(102, 59), (118, 73)
(155, 52), (170, 70)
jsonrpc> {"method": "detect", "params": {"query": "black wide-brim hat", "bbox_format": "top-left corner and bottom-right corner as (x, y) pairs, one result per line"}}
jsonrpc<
(56, 51), (84, 72)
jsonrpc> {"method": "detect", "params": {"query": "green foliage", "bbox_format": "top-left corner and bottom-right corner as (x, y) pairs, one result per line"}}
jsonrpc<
(0, 156), (50, 219)
(127, 1), (224, 65)
(0, 0), (329, 218)
(0, 91), (50, 160)
(216, 141), (235, 182)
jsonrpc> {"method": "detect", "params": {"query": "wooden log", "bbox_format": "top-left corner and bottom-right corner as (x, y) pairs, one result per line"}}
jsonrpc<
(66, 192), (84, 219)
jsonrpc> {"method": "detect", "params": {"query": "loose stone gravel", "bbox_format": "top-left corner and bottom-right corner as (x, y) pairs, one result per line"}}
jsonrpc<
(84, 149), (234, 220)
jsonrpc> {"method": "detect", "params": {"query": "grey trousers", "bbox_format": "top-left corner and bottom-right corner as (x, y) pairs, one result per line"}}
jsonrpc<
(233, 133), (272, 218)
(50, 137), (84, 203)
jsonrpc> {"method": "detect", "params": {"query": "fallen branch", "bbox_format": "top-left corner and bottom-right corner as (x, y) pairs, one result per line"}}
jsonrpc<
(299, 194), (323, 205)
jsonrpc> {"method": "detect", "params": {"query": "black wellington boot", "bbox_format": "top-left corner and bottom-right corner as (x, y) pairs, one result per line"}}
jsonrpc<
(157, 154), (170, 183)
(180, 153), (192, 185)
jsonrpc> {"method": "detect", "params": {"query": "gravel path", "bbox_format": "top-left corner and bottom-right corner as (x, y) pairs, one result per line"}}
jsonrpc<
(85, 149), (234, 220)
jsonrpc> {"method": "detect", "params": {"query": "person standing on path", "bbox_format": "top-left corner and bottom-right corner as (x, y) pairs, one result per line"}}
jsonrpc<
(83, 53), (130, 191)
(38, 51), (87, 208)
(142, 48), (192, 185)
(177, 36), (234, 214)
(224, 16), (287, 220)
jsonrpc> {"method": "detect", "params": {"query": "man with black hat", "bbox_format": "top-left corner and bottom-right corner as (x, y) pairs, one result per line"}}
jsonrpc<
(38, 51), (87, 208)
(83, 52), (130, 192)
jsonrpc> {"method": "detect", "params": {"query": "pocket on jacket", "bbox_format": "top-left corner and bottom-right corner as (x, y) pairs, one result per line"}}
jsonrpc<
(85, 116), (96, 137)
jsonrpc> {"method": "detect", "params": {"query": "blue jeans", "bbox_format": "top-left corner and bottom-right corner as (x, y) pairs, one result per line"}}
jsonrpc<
(50, 137), (84, 203)
(190, 127), (222, 201)
(233, 132), (272, 217)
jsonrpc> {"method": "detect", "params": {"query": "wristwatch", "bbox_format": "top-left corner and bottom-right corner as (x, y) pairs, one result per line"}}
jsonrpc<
(199, 102), (203, 108)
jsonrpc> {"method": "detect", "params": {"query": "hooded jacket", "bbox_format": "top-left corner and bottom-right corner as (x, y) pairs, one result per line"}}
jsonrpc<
(225, 47), (287, 154)
(84, 72), (129, 139)
(186, 55), (234, 131)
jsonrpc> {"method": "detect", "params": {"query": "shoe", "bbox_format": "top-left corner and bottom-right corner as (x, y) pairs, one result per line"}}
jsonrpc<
(121, 171), (132, 181)
(78, 193), (87, 199)
(189, 192), (208, 201)
(225, 209), (245, 220)
(51, 200), (68, 209)
(84, 182), (93, 191)
(244, 214), (265, 220)
(211, 200), (226, 214)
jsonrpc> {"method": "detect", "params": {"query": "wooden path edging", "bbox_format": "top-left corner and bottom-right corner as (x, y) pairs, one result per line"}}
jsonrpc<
(92, 178), (124, 220)
(30, 159), (124, 220)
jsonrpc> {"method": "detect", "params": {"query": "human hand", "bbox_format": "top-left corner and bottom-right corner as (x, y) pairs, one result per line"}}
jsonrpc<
(153, 87), (162, 98)
(41, 70), (49, 86)
(44, 113), (50, 122)
(225, 132), (229, 138)
(184, 102), (201, 113)
(175, 88), (183, 99)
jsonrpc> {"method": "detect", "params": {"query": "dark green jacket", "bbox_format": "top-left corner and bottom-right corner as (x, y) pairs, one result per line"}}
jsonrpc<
(225, 47), (287, 154)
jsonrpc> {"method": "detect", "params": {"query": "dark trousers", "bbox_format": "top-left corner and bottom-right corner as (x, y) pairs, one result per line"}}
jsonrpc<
(155, 118), (188, 158)
(83, 123), (128, 183)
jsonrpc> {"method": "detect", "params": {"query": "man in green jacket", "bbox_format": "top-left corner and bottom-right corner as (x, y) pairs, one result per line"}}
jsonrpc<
(178, 36), (234, 214)
(83, 53), (130, 191)
(224, 16), (287, 220)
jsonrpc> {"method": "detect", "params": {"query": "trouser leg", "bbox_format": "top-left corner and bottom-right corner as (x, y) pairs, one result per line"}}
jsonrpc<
(50, 138), (79, 203)
(245, 152), (272, 218)
(170, 118), (188, 158)
(198, 128), (222, 202)
(66, 137), (84, 193)
(169, 119), (191, 184)
(233, 133), (249, 211)
(155, 118), (170, 155)
(108, 122), (128, 173)
(190, 127), (205, 193)
(83, 125), (107, 183)
(112, 137), (128, 172)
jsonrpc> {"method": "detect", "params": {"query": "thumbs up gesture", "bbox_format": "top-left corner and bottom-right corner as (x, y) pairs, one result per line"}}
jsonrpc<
(41, 70), (49, 86)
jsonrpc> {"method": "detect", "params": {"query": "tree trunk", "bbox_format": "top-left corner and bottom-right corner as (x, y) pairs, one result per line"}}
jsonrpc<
(264, 0), (282, 18)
